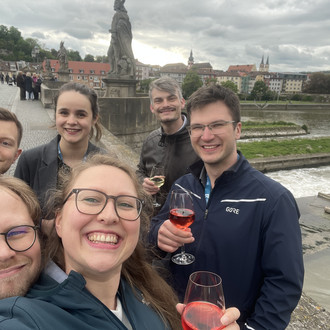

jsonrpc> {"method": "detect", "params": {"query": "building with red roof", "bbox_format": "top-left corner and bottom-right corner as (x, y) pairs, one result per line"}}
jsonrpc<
(43, 59), (110, 89)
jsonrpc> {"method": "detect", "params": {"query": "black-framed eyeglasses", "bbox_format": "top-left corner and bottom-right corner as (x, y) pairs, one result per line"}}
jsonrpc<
(0, 225), (39, 252)
(186, 120), (237, 137)
(64, 189), (144, 221)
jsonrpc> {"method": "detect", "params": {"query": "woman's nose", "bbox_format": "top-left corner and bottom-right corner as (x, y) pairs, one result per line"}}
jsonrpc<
(96, 199), (120, 224)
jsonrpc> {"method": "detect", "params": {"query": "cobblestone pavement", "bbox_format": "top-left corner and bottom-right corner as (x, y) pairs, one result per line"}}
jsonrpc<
(0, 84), (57, 175)
(1, 83), (329, 329)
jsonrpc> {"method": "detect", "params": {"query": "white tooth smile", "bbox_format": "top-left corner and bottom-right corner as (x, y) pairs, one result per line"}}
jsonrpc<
(203, 145), (217, 149)
(87, 233), (118, 244)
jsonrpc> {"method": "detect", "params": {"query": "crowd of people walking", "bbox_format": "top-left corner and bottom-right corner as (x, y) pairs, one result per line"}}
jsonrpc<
(0, 72), (16, 85)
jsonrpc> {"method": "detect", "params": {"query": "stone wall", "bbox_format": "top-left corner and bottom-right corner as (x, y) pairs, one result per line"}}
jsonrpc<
(40, 81), (66, 109)
(249, 153), (330, 173)
(98, 96), (158, 151)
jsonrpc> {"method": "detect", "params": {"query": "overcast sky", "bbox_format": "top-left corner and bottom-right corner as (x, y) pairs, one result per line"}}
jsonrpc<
(2, 0), (329, 73)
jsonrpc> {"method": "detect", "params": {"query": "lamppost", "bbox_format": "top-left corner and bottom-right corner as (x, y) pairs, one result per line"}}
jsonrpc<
(31, 46), (40, 72)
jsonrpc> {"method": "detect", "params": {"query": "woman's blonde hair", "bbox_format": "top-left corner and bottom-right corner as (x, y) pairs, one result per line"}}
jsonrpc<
(44, 154), (180, 329)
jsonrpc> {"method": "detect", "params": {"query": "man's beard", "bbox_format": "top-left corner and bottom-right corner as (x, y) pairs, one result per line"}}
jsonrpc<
(160, 117), (179, 124)
(0, 260), (41, 299)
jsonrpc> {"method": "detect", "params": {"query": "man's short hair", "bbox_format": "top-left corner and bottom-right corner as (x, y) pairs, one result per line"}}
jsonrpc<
(149, 76), (183, 104)
(0, 107), (23, 147)
(186, 85), (241, 123)
(0, 176), (41, 226)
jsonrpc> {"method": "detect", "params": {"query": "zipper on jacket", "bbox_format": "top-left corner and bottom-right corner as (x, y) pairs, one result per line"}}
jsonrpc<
(204, 208), (209, 221)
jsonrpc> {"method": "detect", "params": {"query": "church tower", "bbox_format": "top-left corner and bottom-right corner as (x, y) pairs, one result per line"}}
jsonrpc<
(188, 50), (194, 69)
(259, 55), (265, 72)
(265, 56), (269, 72)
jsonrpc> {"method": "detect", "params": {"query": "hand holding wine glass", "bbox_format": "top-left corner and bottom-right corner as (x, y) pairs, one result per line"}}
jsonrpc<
(182, 271), (226, 330)
(169, 189), (195, 265)
(150, 164), (165, 207)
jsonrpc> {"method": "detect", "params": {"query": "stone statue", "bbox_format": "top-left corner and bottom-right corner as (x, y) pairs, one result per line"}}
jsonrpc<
(107, 0), (136, 78)
(57, 41), (68, 72)
(45, 58), (51, 72)
(43, 57), (54, 80)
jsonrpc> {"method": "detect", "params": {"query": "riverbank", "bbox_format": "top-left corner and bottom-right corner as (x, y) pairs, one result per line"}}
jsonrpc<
(287, 195), (330, 329)
(241, 102), (330, 110)
(241, 125), (307, 139)
(249, 153), (330, 173)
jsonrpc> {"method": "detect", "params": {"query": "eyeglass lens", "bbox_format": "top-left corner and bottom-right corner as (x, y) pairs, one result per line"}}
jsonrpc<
(76, 190), (141, 220)
(5, 226), (37, 252)
(189, 121), (234, 137)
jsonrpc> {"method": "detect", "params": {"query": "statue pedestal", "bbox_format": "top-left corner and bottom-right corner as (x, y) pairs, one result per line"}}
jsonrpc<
(102, 77), (137, 98)
(57, 71), (70, 82)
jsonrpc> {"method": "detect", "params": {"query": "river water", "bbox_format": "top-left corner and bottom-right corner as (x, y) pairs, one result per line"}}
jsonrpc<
(241, 107), (330, 138)
(242, 107), (330, 312)
(241, 107), (330, 198)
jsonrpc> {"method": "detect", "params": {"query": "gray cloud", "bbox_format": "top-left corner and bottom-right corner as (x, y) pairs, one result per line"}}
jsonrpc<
(1, 0), (329, 72)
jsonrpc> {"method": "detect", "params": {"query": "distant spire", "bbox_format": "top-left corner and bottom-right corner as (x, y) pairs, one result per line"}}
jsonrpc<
(266, 56), (269, 65)
(188, 50), (194, 68)
(189, 50), (194, 62)
(261, 55), (264, 65)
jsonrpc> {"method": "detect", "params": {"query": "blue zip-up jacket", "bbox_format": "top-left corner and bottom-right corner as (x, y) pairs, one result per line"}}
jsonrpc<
(149, 152), (304, 330)
(0, 270), (170, 329)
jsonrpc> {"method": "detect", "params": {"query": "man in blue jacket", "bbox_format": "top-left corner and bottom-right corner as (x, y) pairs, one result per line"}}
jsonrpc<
(149, 84), (304, 330)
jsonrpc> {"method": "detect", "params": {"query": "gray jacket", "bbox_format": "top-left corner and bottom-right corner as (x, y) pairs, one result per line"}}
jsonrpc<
(137, 117), (199, 207)
(14, 135), (104, 215)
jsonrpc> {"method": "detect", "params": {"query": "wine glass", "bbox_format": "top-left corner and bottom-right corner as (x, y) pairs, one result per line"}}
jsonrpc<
(182, 271), (226, 330)
(169, 189), (195, 265)
(150, 165), (165, 207)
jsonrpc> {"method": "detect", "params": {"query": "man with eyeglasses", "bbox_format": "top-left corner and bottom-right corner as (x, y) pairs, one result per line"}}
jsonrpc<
(137, 76), (200, 209)
(0, 176), (41, 299)
(149, 84), (304, 329)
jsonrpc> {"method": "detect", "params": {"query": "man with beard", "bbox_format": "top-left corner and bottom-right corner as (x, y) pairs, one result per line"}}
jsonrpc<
(0, 176), (42, 299)
(137, 76), (199, 209)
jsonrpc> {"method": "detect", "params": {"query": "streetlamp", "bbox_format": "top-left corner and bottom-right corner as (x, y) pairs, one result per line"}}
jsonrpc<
(31, 46), (40, 72)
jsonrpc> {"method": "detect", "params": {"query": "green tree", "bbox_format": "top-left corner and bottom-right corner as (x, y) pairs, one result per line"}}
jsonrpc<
(50, 48), (58, 58)
(221, 80), (238, 93)
(205, 77), (217, 86)
(182, 70), (203, 98)
(251, 81), (268, 101)
(303, 73), (330, 94)
(95, 55), (108, 63)
(67, 50), (82, 61)
(84, 54), (95, 62)
(139, 78), (153, 93)
(8, 26), (21, 43)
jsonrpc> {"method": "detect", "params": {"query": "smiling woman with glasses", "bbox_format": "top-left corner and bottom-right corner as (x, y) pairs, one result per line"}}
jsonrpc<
(0, 154), (183, 330)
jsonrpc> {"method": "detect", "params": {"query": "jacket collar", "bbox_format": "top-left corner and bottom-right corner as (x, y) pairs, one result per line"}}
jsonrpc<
(158, 114), (189, 147)
(189, 150), (246, 186)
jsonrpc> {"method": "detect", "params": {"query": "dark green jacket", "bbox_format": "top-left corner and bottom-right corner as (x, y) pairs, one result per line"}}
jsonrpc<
(0, 270), (169, 329)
